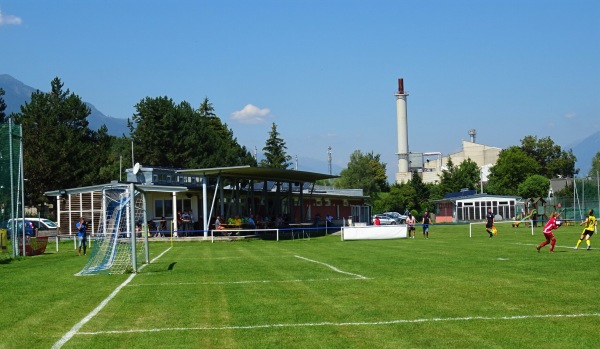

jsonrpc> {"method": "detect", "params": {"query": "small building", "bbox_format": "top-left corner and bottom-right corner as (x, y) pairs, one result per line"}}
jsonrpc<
(45, 165), (371, 236)
(432, 189), (520, 223)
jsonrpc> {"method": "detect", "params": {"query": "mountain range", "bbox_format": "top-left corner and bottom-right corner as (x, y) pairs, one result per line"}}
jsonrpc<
(570, 131), (599, 177)
(0, 74), (130, 136)
(0, 74), (596, 176)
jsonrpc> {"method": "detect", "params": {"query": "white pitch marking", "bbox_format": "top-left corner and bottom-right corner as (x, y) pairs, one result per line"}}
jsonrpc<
(294, 255), (369, 279)
(513, 242), (577, 250)
(51, 247), (172, 349)
(129, 277), (368, 287)
(77, 313), (600, 335)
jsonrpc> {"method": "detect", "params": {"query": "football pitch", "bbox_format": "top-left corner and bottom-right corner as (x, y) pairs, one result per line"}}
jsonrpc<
(1, 224), (599, 349)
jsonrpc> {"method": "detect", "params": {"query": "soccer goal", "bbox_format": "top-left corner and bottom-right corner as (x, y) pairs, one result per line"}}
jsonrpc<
(76, 183), (148, 275)
(469, 220), (534, 238)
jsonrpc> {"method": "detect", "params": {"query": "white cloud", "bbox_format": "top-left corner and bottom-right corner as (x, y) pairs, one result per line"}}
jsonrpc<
(564, 112), (576, 119)
(0, 9), (22, 26)
(231, 104), (271, 124)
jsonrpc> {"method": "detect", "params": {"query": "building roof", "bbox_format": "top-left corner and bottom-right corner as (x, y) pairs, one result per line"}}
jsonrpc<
(177, 165), (338, 183)
(45, 167), (340, 198)
(44, 182), (189, 197)
(432, 193), (520, 203)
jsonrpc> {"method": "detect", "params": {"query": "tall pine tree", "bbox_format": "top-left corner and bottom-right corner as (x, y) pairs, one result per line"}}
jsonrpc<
(129, 96), (255, 168)
(13, 78), (107, 204)
(261, 123), (292, 169)
(0, 88), (6, 122)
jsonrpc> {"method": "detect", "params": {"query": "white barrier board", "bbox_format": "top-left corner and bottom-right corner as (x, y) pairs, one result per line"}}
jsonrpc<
(342, 225), (408, 240)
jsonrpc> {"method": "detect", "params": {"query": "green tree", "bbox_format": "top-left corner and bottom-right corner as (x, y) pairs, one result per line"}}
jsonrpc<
(589, 151), (600, 177)
(195, 98), (256, 168)
(130, 96), (255, 169)
(335, 150), (387, 199)
(130, 96), (189, 167)
(0, 88), (6, 122)
(520, 135), (577, 178)
(260, 122), (292, 169)
(97, 135), (134, 182)
(410, 170), (429, 208)
(438, 157), (481, 195)
(437, 157), (456, 195)
(374, 184), (417, 213)
(13, 77), (105, 204)
(487, 146), (540, 195)
(517, 175), (550, 199)
(373, 171), (430, 214)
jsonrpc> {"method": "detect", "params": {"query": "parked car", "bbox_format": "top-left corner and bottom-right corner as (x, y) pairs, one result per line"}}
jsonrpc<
(384, 212), (408, 224)
(6, 218), (58, 237)
(372, 214), (397, 225)
(6, 219), (37, 237)
(28, 218), (59, 236)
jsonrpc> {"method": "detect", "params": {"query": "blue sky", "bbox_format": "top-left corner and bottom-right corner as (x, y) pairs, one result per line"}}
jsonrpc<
(1, 1), (599, 181)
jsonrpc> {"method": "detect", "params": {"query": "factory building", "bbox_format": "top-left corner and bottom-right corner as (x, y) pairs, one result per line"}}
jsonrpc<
(393, 79), (502, 185)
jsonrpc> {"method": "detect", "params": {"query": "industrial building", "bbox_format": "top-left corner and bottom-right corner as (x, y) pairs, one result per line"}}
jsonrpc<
(393, 79), (502, 185)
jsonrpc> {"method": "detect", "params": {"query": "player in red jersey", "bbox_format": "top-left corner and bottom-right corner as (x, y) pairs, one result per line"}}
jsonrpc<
(537, 211), (561, 253)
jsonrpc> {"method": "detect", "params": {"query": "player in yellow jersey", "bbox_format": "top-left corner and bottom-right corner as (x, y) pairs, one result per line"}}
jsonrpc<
(575, 209), (597, 251)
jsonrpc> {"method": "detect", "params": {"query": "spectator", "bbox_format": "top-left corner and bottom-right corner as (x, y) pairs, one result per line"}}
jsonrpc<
(215, 216), (224, 230)
(246, 215), (256, 228)
(234, 215), (242, 227)
(422, 211), (431, 239)
(406, 213), (416, 238)
(313, 213), (321, 227)
(76, 217), (88, 256)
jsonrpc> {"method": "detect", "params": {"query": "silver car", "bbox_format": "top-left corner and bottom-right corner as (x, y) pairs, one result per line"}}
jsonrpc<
(384, 212), (408, 224)
(372, 214), (397, 225)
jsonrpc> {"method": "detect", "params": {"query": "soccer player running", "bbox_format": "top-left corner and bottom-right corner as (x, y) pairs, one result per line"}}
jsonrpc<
(537, 212), (561, 253)
(575, 209), (597, 250)
(485, 208), (494, 238)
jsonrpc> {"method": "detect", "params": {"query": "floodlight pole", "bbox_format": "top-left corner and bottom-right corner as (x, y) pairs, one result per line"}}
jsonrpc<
(8, 118), (16, 256)
(19, 125), (26, 257)
(573, 175), (576, 221)
(579, 177), (587, 213)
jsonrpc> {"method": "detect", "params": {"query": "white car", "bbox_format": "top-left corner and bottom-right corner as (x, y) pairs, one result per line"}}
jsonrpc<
(372, 214), (397, 225)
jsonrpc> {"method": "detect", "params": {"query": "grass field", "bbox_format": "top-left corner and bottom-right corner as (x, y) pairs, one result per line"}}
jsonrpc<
(1, 223), (599, 349)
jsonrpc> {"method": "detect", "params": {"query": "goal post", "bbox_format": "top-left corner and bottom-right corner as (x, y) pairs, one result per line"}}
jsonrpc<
(76, 183), (148, 275)
(469, 220), (534, 237)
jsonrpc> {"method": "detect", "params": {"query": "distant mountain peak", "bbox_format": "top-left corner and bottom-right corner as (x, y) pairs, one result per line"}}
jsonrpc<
(1, 74), (129, 136)
(571, 130), (600, 176)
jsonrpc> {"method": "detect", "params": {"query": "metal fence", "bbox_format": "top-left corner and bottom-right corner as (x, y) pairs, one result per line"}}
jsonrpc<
(0, 121), (24, 257)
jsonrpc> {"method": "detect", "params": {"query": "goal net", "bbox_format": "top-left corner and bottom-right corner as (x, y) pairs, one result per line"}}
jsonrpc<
(469, 220), (534, 238)
(76, 184), (148, 275)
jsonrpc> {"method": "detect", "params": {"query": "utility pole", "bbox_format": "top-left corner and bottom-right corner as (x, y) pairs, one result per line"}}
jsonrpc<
(328, 146), (332, 175)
